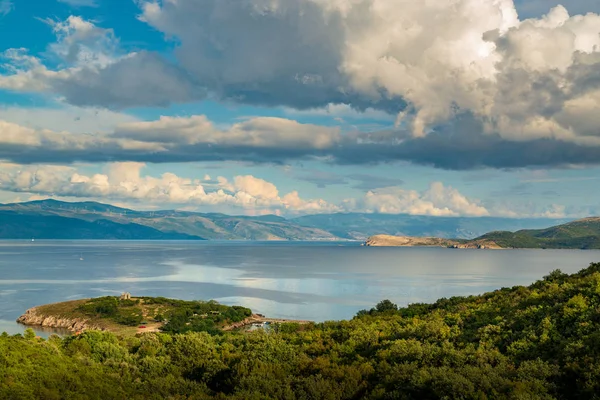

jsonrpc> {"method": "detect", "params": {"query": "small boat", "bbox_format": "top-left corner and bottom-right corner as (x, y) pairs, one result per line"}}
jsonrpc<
(31, 238), (35, 242)
(79, 253), (84, 261)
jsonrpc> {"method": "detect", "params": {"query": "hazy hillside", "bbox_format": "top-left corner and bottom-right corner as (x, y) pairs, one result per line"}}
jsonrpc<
(0, 200), (336, 241)
(293, 212), (570, 240)
(0, 200), (575, 241)
(0, 211), (200, 240)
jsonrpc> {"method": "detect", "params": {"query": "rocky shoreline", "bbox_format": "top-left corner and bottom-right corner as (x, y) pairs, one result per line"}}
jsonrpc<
(17, 306), (312, 335)
(17, 307), (105, 333)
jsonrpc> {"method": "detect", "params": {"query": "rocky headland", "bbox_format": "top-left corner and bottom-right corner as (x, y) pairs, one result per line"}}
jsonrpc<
(364, 235), (501, 249)
(17, 296), (312, 336)
(17, 303), (105, 333)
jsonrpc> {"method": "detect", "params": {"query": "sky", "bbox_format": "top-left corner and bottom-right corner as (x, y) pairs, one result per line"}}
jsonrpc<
(0, 0), (599, 218)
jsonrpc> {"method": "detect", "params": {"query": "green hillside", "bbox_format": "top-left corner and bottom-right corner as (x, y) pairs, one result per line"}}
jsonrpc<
(5, 263), (600, 398)
(478, 217), (600, 249)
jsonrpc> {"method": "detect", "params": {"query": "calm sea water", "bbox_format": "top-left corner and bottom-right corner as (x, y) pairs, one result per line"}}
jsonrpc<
(1, 240), (599, 336)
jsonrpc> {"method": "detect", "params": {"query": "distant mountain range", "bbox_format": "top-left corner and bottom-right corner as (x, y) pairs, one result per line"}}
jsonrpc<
(365, 218), (600, 250)
(0, 199), (573, 241)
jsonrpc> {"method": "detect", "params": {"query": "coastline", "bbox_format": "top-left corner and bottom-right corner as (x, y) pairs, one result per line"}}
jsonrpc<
(17, 304), (105, 333)
(16, 299), (313, 335)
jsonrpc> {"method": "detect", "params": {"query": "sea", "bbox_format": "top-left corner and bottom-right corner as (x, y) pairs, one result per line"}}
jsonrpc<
(1, 240), (599, 337)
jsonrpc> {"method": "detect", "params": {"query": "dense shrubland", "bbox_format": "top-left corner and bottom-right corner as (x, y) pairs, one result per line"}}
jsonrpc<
(76, 296), (252, 332)
(4, 263), (600, 399)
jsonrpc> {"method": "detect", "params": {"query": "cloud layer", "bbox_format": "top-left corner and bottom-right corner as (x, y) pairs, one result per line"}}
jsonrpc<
(0, 162), (342, 215)
(0, 162), (586, 218)
(0, 162), (540, 218)
(3, 111), (600, 170)
(1, 2), (600, 169)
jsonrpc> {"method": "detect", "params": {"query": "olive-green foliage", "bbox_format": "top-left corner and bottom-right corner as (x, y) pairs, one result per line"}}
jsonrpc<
(77, 296), (143, 326)
(151, 298), (252, 334)
(6, 263), (600, 399)
(478, 218), (600, 249)
(76, 296), (252, 331)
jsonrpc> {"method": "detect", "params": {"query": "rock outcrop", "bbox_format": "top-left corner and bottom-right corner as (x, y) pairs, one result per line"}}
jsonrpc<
(17, 307), (105, 333)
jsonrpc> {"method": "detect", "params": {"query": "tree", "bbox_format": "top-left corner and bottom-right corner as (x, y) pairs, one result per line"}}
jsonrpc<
(375, 299), (398, 313)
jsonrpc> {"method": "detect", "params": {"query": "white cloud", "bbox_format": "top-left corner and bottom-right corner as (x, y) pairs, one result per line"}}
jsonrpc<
(492, 202), (579, 219)
(360, 182), (490, 217)
(0, 163), (338, 215)
(42, 16), (116, 67)
(1, 5), (600, 168)
(233, 175), (280, 200)
(0, 162), (583, 218)
(114, 115), (340, 149)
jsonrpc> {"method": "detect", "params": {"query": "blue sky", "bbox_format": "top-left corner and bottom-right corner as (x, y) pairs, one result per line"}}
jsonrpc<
(0, 0), (599, 218)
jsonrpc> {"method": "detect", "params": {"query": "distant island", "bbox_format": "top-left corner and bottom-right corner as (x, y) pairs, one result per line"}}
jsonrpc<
(0, 199), (573, 241)
(365, 217), (600, 249)
(364, 235), (500, 249)
(17, 294), (311, 336)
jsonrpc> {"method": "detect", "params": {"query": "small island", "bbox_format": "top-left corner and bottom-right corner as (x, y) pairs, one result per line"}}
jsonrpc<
(364, 217), (600, 250)
(364, 235), (500, 249)
(17, 293), (311, 336)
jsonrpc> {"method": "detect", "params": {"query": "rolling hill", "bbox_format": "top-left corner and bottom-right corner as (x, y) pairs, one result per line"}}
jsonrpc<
(478, 217), (600, 249)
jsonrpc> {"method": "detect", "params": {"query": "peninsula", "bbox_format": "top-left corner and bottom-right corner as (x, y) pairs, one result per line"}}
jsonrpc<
(364, 235), (500, 249)
(364, 217), (600, 249)
(17, 295), (311, 335)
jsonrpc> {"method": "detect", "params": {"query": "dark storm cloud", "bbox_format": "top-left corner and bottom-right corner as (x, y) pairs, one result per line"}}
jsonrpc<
(52, 52), (206, 109)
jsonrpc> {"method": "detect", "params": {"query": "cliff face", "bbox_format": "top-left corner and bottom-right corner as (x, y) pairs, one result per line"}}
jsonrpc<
(17, 307), (105, 333)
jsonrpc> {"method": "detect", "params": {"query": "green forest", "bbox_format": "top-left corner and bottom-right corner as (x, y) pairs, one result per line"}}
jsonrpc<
(4, 263), (600, 399)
